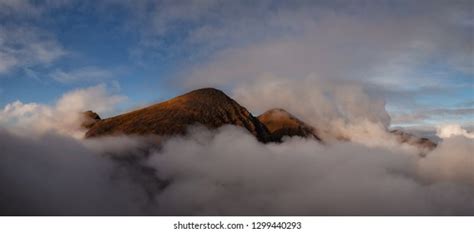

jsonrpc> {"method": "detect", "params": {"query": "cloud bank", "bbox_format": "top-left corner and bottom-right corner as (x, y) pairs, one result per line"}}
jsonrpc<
(149, 126), (474, 215)
(0, 85), (124, 138)
(0, 129), (152, 215)
(231, 75), (392, 145)
(437, 124), (474, 139)
(1, 123), (473, 215)
(0, 83), (473, 215)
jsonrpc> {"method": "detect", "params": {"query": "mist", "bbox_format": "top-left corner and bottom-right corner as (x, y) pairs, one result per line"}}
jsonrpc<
(148, 126), (474, 215)
(231, 75), (392, 144)
(0, 129), (150, 215)
(1, 122), (473, 215)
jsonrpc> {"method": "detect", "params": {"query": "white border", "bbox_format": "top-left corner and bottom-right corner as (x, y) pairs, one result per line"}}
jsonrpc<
(1, 217), (473, 233)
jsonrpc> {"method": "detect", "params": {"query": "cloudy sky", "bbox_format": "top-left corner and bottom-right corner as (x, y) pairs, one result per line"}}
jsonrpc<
(0, 0), (472, 129)
(1, 0), (474, 216)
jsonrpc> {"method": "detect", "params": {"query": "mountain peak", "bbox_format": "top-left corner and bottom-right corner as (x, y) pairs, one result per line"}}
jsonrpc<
(159, 88), (237, 109)
(184, 87), (228, 97)
(85, 88), (270, 142)
(390, 129), (437, 152)
(258, 108), (321, 142)
(81, 110), (101, 129)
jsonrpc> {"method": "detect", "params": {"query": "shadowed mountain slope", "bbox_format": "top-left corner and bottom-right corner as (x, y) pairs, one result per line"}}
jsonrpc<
(85, 88), (270, 142)
(258, 108), (322, 142)
(81, 110), (101, 129)
(390, 129), (437, 152)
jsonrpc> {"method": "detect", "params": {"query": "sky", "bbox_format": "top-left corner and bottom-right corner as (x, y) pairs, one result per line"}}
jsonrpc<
(0, 0), (472, 129)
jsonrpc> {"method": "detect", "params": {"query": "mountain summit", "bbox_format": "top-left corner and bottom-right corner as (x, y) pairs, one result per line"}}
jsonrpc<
(85, 87), (435, 150)
(85, 88), (270, 141)
(390, 129), (437, 152)
(258, 108), (321, 142)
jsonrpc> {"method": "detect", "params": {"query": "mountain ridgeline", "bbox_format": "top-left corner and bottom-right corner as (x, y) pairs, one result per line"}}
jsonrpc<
(85, 88), (272, 142)
(84, 88), (435, 149)
(258, 108), (321, 142)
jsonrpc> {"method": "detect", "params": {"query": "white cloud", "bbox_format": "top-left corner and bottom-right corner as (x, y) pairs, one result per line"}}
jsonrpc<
(1, 123), (473, 215)
(140, 1), (471, 128)
(419, 135), (474, 185)
(123, 1), (470, 83)
(230, 74), (393, 146)
(0, 84), (125, 138)
(147, 126), (474, 215)
(437, 124), (474, 139)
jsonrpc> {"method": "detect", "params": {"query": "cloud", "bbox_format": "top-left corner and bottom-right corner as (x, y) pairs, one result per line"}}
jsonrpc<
(0, 0), (74, 75)
(437, 124), (474, 139)
(0, 84), (125, 138)
(391, 108), (474, 125)
(0, 25), (66, 74)
(228, 74), (394, 146)
(419, 135), (474, 185)
(0, 80), (472, 215)
(0, 51), (18, 73)
(0, 128), (150, 215)
(1, 123), (473, 215)
(137, 0), (471, 84)
(148, 0), (471, 128)
(50, 66), (115, 84)
(148, 126), (474, 215)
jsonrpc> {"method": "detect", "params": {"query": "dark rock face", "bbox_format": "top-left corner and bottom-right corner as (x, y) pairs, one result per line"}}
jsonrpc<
(390, 129), (437, 151)
(81, 110), (101, 129)
(258, 108), (321, 142)
(86, 88), (271, 142)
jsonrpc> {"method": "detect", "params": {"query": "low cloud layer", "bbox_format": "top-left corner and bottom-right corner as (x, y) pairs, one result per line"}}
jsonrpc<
(0, 129), (149, 215)
(1, 123), (473, 215)
(149, 126), (474, 215)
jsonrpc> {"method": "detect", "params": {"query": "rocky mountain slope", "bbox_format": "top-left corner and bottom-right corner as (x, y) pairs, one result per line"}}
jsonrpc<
(258, 108), (321, 142)
(390, 129), (437, 151)
(84, 87), (436, 150)
(85, 88), (270, 142)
